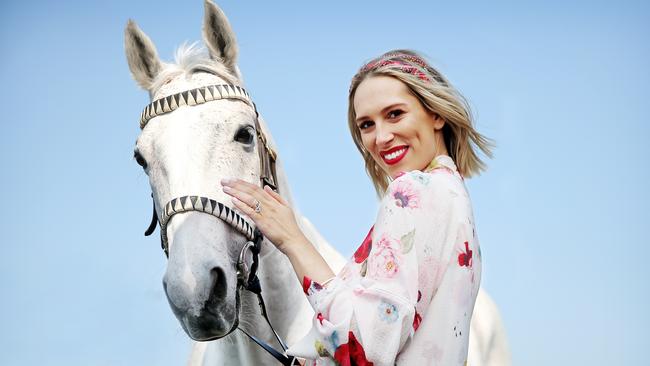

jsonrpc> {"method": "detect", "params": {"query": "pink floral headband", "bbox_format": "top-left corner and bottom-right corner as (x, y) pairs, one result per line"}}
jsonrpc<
(358, 53), (431, 82)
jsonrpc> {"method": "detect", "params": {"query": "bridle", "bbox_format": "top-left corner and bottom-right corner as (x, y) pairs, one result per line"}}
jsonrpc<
(139, 83), (299, 365)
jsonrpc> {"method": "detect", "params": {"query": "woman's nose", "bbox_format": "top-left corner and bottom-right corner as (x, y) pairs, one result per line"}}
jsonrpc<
(375, 123), (394, 147)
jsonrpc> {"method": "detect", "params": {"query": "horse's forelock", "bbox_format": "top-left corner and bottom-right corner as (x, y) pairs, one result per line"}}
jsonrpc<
(150, 42), (241, 94)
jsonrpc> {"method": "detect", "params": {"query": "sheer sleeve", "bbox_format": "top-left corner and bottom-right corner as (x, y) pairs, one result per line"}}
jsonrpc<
(287, 170), (468, 366)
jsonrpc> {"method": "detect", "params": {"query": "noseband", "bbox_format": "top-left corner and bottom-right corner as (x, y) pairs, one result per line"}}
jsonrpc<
(139, 84), (298, 365)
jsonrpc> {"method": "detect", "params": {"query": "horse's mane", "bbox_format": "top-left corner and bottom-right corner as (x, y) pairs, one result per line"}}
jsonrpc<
(150, 42), (241, 92)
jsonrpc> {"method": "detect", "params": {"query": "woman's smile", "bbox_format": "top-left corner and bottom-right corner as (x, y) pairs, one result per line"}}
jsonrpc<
(380, 145), (409, 165)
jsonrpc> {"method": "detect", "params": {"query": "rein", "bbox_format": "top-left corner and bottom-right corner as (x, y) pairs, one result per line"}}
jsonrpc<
(139, 84), (299, 366)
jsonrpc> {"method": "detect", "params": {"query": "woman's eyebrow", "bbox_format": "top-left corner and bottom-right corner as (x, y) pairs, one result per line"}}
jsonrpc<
(356, 103), (407, 122)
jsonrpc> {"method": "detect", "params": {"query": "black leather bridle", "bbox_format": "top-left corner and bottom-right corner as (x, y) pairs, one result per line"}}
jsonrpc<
(139, 84), (299, 366)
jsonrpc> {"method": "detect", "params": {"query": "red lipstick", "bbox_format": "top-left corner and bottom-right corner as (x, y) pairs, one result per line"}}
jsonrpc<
(380, 145), (409, 165)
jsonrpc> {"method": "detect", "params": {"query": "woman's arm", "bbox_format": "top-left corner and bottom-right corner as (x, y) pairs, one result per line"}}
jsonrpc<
(283, 235), (336, 288)
(220, 178), (335, 285)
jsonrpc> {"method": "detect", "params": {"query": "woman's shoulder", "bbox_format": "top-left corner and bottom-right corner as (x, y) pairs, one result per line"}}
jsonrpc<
(384, 168), (471, 224)
(389, 168), (465, 200)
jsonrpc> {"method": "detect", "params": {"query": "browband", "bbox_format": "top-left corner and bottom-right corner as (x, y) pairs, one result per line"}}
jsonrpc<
(140, 84), (253, 129)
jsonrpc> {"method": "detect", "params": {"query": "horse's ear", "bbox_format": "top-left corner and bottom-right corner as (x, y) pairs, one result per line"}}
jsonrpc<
(202, 0), (238, 75)
(125, 19), (162, 91)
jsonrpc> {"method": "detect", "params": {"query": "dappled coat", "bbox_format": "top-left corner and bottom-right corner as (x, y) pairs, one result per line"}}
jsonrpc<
(286, 155), (482, 366)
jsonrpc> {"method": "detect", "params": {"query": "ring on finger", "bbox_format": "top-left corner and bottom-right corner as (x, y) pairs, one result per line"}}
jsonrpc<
(253, 199), (262, 214)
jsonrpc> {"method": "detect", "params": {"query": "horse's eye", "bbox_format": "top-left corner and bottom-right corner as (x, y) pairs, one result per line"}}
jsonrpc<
(234, 126), (255, 145)
(134, 150), (148, 169)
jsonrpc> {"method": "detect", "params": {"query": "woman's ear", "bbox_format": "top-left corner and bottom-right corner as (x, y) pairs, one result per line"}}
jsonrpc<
(431, 112), (445, 130)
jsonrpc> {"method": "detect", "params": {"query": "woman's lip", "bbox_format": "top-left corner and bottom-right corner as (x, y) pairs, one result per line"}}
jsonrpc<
(381, 146), (408, 165)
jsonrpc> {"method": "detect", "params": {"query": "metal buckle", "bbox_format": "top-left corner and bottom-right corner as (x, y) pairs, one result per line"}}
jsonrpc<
(236, 240), (255, 286)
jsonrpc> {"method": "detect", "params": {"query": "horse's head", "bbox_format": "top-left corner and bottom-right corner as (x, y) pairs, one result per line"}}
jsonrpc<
(125, 0), (276, 341)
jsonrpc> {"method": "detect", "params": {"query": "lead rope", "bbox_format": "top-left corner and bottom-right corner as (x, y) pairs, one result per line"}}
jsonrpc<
(238, 229), (300, 366)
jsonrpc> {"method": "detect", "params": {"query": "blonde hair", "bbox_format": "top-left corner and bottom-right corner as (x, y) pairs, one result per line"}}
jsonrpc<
(347, 49), (494, 197)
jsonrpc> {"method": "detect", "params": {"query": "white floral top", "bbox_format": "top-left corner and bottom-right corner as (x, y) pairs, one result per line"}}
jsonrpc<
(286, 155), (482, 366)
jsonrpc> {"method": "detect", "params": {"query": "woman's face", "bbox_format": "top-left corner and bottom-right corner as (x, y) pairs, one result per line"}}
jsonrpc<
(353, 75), (446, 179)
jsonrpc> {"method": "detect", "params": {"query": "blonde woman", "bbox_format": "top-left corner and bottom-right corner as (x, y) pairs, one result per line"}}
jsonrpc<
(221, 49), (493, 365)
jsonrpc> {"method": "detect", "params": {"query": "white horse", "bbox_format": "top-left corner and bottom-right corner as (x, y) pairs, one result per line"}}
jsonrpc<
(125, 1), (511, 365)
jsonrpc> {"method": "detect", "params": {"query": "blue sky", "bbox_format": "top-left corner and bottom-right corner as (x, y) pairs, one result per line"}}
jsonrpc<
(1, 0), (648, 365)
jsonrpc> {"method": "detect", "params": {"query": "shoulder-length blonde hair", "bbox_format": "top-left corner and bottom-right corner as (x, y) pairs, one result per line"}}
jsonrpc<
(348, 49), (494, 197)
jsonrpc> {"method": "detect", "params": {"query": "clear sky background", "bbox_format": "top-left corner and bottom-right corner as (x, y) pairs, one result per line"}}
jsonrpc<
(1, 0), (648, 365)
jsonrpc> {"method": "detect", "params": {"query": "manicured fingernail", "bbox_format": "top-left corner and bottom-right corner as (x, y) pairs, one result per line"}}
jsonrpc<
(222, 186), (231, 192)
(221, 178), (234, 185)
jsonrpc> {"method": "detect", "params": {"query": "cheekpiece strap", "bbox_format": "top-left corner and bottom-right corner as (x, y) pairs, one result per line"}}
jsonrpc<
(252, 104), (278, 190)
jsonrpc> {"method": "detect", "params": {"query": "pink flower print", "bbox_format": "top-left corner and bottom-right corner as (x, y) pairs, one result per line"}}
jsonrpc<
(391, 180), (419, 209)
(368, 234), (401, 279)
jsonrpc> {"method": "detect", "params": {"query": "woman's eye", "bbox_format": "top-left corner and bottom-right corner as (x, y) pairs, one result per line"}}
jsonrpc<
(133, 150), (148, 169)
(387, 109), (404, 119)
(358, 121), (374, 130)
(234, 126), (255, 144)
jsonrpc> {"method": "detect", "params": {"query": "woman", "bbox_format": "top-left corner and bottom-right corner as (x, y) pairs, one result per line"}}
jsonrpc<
(221, 50), (493, 365)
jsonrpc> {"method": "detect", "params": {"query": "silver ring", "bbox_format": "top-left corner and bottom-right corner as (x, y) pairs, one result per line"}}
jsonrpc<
(253, 199), (261, 214)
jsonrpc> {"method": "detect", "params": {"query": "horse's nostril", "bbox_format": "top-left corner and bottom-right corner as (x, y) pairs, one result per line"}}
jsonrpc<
(207, 267), (227, 306)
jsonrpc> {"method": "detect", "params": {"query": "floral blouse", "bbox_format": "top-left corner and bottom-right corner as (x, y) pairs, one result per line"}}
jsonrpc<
(286, 155), (482, 366)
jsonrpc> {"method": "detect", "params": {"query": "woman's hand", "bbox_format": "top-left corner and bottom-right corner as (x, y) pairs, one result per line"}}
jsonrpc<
(220, 178), (307, 254)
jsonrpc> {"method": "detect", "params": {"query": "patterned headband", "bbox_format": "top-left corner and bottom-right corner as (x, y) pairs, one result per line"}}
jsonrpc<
(375, 52), (429, 68)
(360, 59), (430, 82)
(354, 53), (434, 87)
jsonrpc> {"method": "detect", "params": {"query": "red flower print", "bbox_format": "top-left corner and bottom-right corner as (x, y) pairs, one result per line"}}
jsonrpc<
(354, 226), (374, 263)
(334, 331), (374, 366)
(316, 312), (324, 325)
(302, 276), (312, 295)
(458, 241), (473, 267)
(413, 311), (422, 332)
(302, 276), (323, 295)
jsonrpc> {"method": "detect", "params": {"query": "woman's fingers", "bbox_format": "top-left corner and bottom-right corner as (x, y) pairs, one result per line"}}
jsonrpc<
(230, 196), (257, 218)
(223, 185), (259, 210)
(221, 178), (259, 196)
(264, 185), (288, 205)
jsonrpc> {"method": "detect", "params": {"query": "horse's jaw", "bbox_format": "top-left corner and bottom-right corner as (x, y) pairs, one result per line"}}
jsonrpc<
(162, 212), (242, 341)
